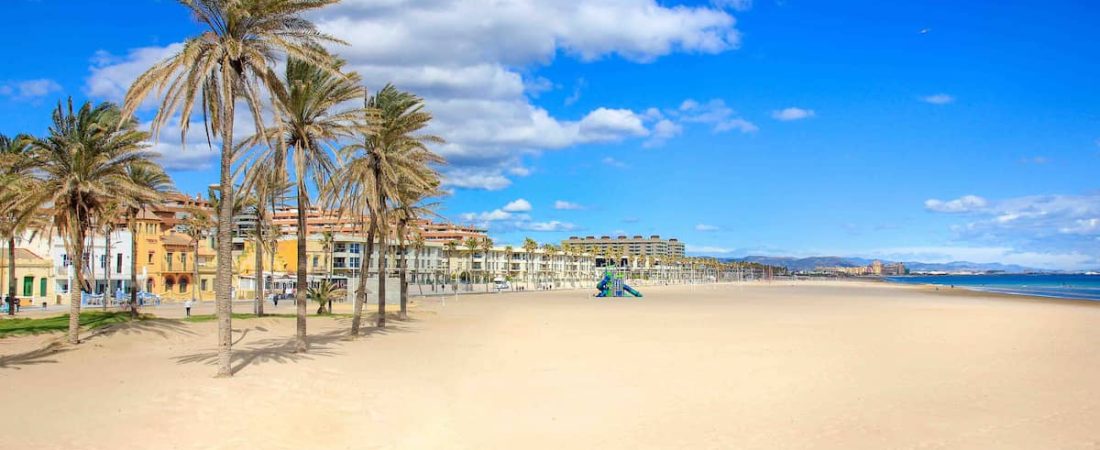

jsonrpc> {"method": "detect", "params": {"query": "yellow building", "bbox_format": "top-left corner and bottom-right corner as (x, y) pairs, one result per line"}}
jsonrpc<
(132, 209), (217, 302)
(0, 248), (56, 307)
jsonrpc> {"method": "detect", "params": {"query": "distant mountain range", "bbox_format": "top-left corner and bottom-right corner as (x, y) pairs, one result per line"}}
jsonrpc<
(727, 255), (1047, 274)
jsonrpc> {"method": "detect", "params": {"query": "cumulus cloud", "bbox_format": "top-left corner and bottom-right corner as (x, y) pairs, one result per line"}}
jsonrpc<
(686, 245), (733, 254)
(672, 99), (757, 133)
(0, 79), (62, 100)
(554, 200), (584, 210)
(85, 0), (748, 189)
(602, 156), (627, 168)
(924, 195), (989, 213)
(923, 193), (1100, 269)
(711, 0), (753, 11)
(502, 198), (533, 212)
(695, 224), (720, 232)
(771, 107), (815, 121)
(921, 94), (955, 105)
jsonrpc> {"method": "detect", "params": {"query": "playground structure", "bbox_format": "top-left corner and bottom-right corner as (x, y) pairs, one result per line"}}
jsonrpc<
(595, 270), (642, 298)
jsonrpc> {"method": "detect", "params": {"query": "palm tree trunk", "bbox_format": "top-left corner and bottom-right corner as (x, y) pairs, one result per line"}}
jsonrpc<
(254, 221), (264, 317)
(192, 238), (199, 302)
(68, 230), (85, 344)
(104, 228), (111, 310)
(376, 230), (388, 328)
(129, 215), (139, 320)
(415, 249), (423, 297)
(213, 87), (236, 378)
(7, 237), (16, 316)
(294, 181), (308, 352)
(351, 216), (374, 336)
(398, 221), (408, 320)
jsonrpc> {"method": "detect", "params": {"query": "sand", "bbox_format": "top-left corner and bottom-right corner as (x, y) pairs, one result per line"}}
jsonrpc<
(2, 280), (1099, 449)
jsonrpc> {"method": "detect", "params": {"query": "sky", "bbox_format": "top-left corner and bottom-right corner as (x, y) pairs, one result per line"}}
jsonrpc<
(1, 0), (1099, 270)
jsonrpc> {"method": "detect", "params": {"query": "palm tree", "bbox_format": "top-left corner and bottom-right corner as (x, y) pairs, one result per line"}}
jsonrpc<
(320, 228), (335, 314)
(307, 280), (344, 315)
(411, 231), (425, 295)
(393, 179), (441, 320)
(503, 245), (514, 287)
(479, 236), (494, 292)
(463, 237), (479, 291)
(242, 159), (290, 316)
(541, 243), (557, 288)
(522, 237), (538, 290)
(264, 55), (364, 352)
(182, 209), (213, 303)
(337, 84), (442, 331)
(29, 99), (161, 344)
(123, 164), (172, 318)
(443, 239), (458, 293)
(0, 133), (38, 315)
(122, 0), (342, 377)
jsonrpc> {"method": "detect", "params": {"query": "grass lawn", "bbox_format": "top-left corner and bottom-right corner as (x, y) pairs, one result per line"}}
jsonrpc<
(0, 311), (145, 338)
(182, 312), (352, 323)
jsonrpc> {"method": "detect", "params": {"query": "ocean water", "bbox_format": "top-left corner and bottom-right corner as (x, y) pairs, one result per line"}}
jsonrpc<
(885, 274), (1100, 301)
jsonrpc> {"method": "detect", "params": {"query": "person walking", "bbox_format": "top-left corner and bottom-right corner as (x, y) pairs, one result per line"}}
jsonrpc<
(184, 299), (193, 318)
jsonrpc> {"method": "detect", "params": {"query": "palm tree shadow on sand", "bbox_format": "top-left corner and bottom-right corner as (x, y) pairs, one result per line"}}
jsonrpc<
(174, 316), (410, 375)
(0, 341), (70, 370)
(2, 318), (196, 370)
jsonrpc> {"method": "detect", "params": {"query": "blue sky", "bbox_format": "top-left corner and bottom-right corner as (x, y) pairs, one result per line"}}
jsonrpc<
(2, 0), (1099, 269)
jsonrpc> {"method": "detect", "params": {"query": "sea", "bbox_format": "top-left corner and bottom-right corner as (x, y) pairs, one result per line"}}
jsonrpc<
(885, 274), (1100, 302)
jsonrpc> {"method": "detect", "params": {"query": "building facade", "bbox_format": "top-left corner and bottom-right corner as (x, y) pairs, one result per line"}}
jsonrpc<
(562, 235), (686, 261)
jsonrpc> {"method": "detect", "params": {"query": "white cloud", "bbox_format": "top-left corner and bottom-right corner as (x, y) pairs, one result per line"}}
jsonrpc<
(554, 200), (584, 210)
(86, 44), (184, 104)
(695, 224), (720, 232)
(602, 156), (627, 168)
(0, 79), (62, 100)
(922, 193), (1100, 269)
(771, 107), (815, 121)
(865, 246), (1094, 271)
(924, 195), (988, 213)
(711, 0), (753, 11)
(502, 198), (533, 212)
(87, 0), (747, 190)
(686, 245), (733, 254)
(921, 94), (955, 105)
(564, 78), (586, 106)
(673, 98), (757, 133)
(644, 119), (684, 147)
(521, 221), (578, 232)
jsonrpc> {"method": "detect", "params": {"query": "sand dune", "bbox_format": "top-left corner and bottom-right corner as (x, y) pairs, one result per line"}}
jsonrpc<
(2, 281), (1099, 449)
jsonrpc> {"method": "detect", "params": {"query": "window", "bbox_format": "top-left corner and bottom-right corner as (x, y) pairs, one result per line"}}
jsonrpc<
(312, 256), (319, 268)
(116, 253), (123, 273)
(23, 276), (33, 297)
(349, 243), (361, 254)
(148, 252), (154, 264)
(40, 278), (47, 297)
(100, 254), (107, 269)
(179, 278), (188, 293)
(62, 254), (70, 267)
(201, 279), (208, 291)
(333, 257), (346, 269)
(350, 257), (360, 268)
(334, 243), (347, 253)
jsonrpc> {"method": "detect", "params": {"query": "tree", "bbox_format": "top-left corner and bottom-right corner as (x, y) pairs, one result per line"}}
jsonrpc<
(307, 280), (344, 315)
(443, 239), (458, 292)
(242, 159), (290, 317)
(522, 237), (538, 290)
(29, 99), (162, 344)
(0, 133), (38, 316)
(123, 0), (342, 377)
(393, 177), (441, 320)
(463, 237), (479, 291)
(480, 236), (494, 292)
(265, 54), (365, 352)
(411, 231), (425, 295)
(503, 245), (514, 287)
(337, 84), (442, 331)
(123, 164), (172, 319)
(182, 209), (213, 303)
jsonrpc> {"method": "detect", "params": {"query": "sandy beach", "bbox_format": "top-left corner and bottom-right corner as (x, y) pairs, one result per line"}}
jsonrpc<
(3, 280), (1099, 449)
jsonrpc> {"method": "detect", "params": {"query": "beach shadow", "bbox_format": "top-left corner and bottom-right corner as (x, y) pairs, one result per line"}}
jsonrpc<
(0, 341), (70, 370)
(174, 323), (410, 375)
(84, 317), (198, 342)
